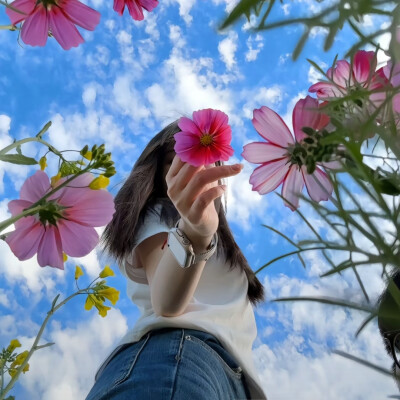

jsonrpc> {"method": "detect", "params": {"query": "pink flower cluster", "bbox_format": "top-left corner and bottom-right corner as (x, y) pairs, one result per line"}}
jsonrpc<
(243, 50), (400, 211)
(6, 171), (115, 269)
(6, 0), (158, 49)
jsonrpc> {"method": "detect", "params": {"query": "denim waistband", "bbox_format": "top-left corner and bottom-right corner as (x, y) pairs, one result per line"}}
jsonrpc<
(146, 327), (223, 346)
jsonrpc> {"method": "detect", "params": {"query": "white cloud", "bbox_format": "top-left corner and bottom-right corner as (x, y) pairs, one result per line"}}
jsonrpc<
(245, 34), (264, 62)
(242, 85), (283, 120)
(145, 47), (236, 126)
(226, 157), (269, 230)
(82, 85), (97, 108)
(308, 60), (328, 84)
(218, 31), (238, 70)
(19, 310), (128, 400)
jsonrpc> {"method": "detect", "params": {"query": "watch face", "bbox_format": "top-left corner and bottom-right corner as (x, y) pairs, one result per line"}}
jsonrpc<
(168, 231), (188, 267)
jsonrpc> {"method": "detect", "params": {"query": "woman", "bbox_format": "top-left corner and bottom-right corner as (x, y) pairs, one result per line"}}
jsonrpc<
(86, 120), (267, 400)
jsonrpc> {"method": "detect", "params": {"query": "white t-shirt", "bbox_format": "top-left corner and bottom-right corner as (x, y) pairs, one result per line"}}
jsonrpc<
(106, 205), (267, 399)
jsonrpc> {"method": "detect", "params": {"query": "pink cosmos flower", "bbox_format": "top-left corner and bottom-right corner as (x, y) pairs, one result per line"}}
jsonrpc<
(309, 51), (381, 98)
(113, 0), (158, 21)
(6, 0), (100, 50)
(242, 96), (334, 211)
(6, 171), (115, 269)
(174, 109), (234, 167)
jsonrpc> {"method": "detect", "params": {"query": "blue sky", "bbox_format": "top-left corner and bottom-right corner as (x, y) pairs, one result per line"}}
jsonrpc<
(0, 0), (397, 399)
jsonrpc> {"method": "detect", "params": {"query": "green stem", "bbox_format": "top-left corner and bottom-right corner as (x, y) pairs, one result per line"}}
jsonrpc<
(0, 137), (60, 157)
(0, 205), (44, 234)
(0, 0), (26, 14)
(0, 25), (17, 31)
(0, 289), (87, 400)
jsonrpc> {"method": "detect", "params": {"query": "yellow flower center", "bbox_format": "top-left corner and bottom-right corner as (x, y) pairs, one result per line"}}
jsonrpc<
(200, 134), (213, 147)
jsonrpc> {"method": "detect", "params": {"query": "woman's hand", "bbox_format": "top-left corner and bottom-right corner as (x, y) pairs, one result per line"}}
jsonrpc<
(165, 155), (243, 251)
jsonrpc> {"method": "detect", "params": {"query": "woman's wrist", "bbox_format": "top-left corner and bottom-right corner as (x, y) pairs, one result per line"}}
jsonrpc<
(177, 219), (215, 253)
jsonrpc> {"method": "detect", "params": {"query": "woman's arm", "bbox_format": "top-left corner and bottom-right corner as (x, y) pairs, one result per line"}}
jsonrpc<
(135, 157), (243, 317)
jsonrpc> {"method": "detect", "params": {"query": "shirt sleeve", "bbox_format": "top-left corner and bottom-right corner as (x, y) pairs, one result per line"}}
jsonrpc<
(119, 205), (170, 285)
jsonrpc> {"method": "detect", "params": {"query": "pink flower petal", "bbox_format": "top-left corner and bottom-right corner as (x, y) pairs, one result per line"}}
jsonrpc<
(212, 142), (234, 161)
(193, 109), (229, 136)
(292, 96), (330, 142)
(6, 0), (36, 25)
(20, 6), (49, 47)
(332, 60), (353, 87)
(48, 7), (84, 50)
(54, 173), (94, 205)
(178, 117), (202, 137)
(6, 221), (44, 261)
(140, 0), (158, 12)
(309, 81), (344, 98)
(113, 0), (125, 14)
(126, 0), (144, 20)
(249, 158), (290, 195)
(62, 0), (100, 31)
(352, 50), (376, 84)
(302, 166), (333, 202)
(20, 171), (50, 202)
(8, 199), (35, 228)
(58, 219), (98, 257)
(65, 189), (115, 226)
(242, 142), (287, 164)
(252, 106), (294, 147)
(281, 165), (304, 211)
(174, 131), (200, 153)
(37, 225), (64, 269)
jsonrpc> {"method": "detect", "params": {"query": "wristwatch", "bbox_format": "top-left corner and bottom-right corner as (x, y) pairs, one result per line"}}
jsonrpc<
(167, 221), (218, 268)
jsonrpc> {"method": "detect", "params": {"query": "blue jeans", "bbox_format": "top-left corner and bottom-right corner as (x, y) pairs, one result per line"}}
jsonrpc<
(86, 327), (251, 400)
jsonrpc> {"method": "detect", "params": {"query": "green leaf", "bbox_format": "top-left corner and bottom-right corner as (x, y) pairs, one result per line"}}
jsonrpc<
(292, 29), (309, 60)
(220, 0), (261, 30)
(36, 121), (52, 139)
(0, 154), (38, 165)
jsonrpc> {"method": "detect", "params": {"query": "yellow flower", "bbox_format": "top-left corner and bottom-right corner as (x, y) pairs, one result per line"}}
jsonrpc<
(8, 368), (17, 377)
(84, 295), (111, 318)
(51, 172), (62, 187)
(63, 253), (68, 263)
(7, 339), (21, 353)
(89, 175), (110, 190)
(14, 350), (29, 366)
(97, 287), (120, 306)
(99, 265), (114, 278)
(83, 151), (92, 161)
(22, 363), (30, 373)
(75, 265), (84, 280)
(39, 156), (47, 171)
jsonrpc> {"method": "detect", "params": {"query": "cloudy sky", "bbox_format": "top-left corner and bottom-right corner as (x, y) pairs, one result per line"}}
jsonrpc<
(0, 0), (397, 399)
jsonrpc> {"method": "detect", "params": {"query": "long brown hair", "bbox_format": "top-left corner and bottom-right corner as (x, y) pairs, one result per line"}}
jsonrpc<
(102, 121), (265, 305)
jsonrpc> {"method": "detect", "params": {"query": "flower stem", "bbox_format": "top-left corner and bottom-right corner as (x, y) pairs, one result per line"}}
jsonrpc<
(0, 25), (16, 31)
(0, 289), (87, 400)
(0, 205), (44, 234)
(0, 0), (26, 14)
(0, 137), (60, 157)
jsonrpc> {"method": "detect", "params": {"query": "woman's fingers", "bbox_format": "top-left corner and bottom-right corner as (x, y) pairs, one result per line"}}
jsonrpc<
(190, 184), (227, 223)
(184, 163), (243, 200)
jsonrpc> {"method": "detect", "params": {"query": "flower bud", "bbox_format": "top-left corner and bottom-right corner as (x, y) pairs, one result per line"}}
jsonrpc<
(82, 151), (93, 161)
(89, 175), (110, 190)
(39, 156), (47, 171)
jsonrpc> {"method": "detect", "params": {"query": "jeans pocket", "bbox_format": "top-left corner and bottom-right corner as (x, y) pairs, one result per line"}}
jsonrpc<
(184, 334), (243, 380)
(87, 334), (151, 400)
